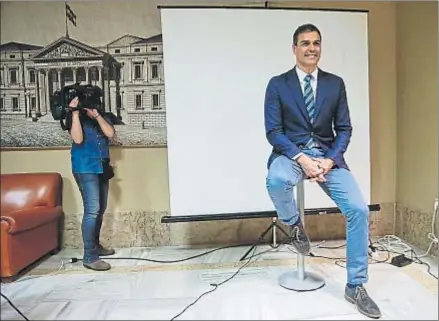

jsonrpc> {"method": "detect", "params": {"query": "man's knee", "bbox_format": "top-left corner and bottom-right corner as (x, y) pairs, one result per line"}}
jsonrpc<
(345, 201), (369, 221)
(266, 175), (293, 193)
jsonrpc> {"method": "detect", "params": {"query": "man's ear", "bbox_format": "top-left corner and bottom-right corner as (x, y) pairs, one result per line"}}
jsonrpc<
(292, 44), (297, 55)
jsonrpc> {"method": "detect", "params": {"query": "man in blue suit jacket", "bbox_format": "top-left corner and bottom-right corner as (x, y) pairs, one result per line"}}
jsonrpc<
(264, 24), (381, 319)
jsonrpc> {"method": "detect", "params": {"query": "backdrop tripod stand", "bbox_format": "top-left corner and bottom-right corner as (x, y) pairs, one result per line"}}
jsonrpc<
(240, 216), (290, 261)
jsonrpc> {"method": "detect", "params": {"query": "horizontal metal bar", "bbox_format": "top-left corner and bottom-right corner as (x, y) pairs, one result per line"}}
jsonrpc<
(156, 4), (368, 13)
(161, 204), (381, 223)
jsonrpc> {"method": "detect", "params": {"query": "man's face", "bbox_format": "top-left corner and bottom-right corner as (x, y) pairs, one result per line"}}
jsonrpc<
(292, 31), (321, 69)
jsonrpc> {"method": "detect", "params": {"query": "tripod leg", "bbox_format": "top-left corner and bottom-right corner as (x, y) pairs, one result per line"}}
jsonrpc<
(269, 221), (291, 246)
(271, 218), (292, 247)
(275, 224), (291, 239)
(240, 222), (274, 261)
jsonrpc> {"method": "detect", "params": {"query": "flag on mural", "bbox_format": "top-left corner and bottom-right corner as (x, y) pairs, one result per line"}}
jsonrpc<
(65, 3), (76, 27)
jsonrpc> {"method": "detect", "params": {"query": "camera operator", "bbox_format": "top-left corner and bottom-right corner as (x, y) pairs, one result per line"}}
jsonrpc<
(68, 96), (116, 271)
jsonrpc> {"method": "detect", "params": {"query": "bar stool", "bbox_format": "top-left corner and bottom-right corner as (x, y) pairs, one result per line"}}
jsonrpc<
(278, 180), (325, 291)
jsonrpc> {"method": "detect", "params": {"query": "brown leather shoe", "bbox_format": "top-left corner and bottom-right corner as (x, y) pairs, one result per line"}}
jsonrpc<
(83, 259), (111, 271)
(97, 245), (115, 256)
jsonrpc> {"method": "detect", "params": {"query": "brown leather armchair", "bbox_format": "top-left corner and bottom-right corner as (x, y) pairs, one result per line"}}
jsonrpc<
(1, 172), (63, 280)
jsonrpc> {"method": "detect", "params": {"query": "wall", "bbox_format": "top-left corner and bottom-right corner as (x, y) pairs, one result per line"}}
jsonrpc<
(0, 1), (398, 248)
(395, 1), (438, 254)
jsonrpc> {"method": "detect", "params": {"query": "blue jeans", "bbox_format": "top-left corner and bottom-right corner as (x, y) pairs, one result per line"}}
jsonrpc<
(73, 173), (109, 263)
(266, 148), (369, 285)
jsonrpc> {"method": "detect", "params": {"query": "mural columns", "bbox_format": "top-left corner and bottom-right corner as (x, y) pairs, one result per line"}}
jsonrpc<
(45, 69), (51, 114)
(85, 66), (89, 84)
(35, 69), (42, 116)
(57, 68), (62, 90)
(25, 91), (31, 118)
(98, 66), (104, 108)
(72, 67), (77, 83)
(144, 58), (148, 81)
(128, 59), (132, 83)
(120, 62), (124, 83)
(104, 66), (110, 111)
(98, 66), (103, 86)
(17, 65), (22, 86)
(4, 66), (8, 86)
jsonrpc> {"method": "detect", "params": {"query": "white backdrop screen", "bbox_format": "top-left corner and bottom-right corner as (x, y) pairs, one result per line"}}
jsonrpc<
(160, 7), (370, 217)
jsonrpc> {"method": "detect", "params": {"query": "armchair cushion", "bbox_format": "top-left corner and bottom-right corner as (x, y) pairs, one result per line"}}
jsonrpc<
(1, 206), (63, 234)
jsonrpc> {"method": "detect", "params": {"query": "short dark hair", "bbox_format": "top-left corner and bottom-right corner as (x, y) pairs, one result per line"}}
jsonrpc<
(293, 24), (321, 45)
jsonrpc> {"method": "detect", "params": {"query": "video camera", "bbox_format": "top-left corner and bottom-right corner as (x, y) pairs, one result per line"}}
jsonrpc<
(51, 83), (103, 130)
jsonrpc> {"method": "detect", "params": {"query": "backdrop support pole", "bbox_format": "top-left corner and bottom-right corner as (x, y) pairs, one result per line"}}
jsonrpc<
(272, 217), (277, 247)
(277, 180), (325, 291)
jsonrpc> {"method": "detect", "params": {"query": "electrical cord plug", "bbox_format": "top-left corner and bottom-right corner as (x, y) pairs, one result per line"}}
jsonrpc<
(368, 243), (379, 259)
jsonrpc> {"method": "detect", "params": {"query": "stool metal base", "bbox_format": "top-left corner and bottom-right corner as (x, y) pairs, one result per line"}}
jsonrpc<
(278, 270), (325, 292)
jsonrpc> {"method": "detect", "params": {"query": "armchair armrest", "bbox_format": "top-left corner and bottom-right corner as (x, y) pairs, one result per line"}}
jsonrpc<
(1, 206), (63, 234)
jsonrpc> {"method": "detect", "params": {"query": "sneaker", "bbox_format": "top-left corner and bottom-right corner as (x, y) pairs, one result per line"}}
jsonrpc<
(345, 284), (381, 319)
(97, 245), (115, 256)
(289, 220), (311, 255)
(83, 259), (111, 271)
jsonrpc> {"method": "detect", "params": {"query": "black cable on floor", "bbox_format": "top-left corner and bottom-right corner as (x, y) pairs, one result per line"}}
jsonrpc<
(168, 235), (292, 320)
(294, 240), (436, 280)
(405, 248), (438, 279)
(0, 293), (29, 321)
(170, 249), (254, 320)
(315, 237), (376, 250)
(370, 243), (438, 280)
(170, 245), (278, 320)
(316, 243), (347, 249)
(69, 241), (268, 264)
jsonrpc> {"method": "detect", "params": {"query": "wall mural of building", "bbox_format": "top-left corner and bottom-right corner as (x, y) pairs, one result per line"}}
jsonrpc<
(0, 33), (166, 128)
